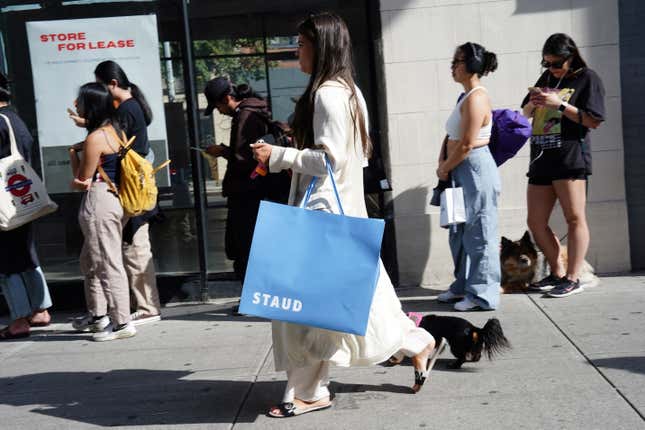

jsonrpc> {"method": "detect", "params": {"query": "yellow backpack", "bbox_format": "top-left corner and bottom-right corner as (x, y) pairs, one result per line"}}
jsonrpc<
(98, 128), (170, 217)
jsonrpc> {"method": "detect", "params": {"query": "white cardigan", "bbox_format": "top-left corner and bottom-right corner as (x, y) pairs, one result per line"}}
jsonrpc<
(268, 80), (419, 371)
(269, 80), (369, 216)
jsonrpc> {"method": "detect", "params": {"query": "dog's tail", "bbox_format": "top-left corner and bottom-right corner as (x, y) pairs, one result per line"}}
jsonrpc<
(480, 318), (511, 360)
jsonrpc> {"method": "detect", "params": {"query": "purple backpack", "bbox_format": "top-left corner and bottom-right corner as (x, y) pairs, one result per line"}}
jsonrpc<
(489, 109), (532, 166)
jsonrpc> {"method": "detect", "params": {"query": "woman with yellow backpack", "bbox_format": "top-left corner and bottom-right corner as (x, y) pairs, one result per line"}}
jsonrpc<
(68, 82), (136, 341)
(69, 61), (165, 329)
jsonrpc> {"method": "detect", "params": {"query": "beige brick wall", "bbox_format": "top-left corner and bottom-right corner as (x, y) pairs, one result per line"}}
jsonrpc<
(380, 0), (630, 286)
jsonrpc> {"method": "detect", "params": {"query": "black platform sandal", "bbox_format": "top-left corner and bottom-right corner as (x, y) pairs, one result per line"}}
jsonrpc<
(267, 399), (332, 418)
(412, 337), (448, 393)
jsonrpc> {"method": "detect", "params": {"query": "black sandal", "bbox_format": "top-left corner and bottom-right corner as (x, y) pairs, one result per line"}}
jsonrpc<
(0, 327), (30, 340)
(412, 337), (448, 393)
(267, 400), (332, 418)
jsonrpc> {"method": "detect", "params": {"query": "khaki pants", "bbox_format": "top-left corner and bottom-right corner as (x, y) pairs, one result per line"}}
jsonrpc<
(79, 182), (130, 326)
(123, 223), (160, 315)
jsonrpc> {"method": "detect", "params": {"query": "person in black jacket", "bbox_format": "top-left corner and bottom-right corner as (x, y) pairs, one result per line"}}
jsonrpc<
(203, 77), (286, 283)
(0, 72), (53, 340)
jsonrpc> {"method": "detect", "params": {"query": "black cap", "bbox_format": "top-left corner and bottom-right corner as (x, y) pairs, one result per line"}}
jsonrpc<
(204, 77), (232, 116)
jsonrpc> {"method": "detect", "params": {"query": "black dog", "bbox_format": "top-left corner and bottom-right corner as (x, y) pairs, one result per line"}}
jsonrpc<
(420, 315), (511, 369)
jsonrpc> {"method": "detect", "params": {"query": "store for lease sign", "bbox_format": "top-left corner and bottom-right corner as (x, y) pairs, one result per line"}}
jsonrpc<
(25, 15), (170, 193)
(39, 32), (136, 52)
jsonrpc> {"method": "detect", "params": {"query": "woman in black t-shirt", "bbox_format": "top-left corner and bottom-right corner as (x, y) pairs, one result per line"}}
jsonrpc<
(521, 33), (605, 298)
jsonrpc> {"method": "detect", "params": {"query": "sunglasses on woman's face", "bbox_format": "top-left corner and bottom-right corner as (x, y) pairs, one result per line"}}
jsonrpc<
(541, 58), (568, 69)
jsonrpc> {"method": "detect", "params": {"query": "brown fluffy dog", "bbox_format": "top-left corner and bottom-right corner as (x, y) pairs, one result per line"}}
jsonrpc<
(500, 231), (598, 293)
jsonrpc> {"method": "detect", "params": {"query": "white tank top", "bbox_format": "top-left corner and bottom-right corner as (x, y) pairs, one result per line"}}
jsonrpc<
(445, 86), (492, 140)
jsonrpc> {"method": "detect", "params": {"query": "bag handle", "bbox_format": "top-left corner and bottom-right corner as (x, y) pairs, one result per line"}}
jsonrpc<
(105, 126), (136, 153)
(300, 155), (345, 215)
(0, 113), (20, 158)
(152, 159), (171, 175)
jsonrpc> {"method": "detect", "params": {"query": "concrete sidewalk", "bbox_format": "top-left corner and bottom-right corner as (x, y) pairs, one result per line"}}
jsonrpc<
(1, 275), (644, 429)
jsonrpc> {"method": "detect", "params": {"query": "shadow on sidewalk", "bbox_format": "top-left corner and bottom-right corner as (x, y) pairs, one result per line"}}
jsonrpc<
(0, 369), (273, 426)
(0, 369), (421, 426)
(593, 356), (645, 375)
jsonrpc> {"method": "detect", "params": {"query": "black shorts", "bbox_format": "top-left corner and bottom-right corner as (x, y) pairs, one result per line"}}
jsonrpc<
(528, 170), (588, 186)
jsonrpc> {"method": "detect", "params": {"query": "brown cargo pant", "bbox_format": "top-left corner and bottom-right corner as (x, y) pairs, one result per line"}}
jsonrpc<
(79, 182), (131, 326)
(123, 223), (161, 316)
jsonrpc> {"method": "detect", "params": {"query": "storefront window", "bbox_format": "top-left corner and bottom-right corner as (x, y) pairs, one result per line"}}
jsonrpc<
(0, 0), (381, 282)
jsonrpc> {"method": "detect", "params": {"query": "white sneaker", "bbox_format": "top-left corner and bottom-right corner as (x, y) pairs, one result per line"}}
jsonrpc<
(454, 297), (482, 312)
(93, 323), (137, 342)
(72, 315), (110, 333)
(130, 311), (161, 326)
(437, 290), (465, 303)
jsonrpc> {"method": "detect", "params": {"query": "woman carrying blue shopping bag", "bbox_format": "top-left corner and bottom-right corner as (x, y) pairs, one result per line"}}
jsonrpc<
(251, 13), (438, 418)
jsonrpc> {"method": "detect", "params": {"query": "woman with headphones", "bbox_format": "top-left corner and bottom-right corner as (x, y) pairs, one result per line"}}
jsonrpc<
(521, 34), (605, 298)
(436, 42), (501, 311)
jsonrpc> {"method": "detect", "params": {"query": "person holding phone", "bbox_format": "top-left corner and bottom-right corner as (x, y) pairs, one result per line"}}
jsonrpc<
(202, 78), (277, 286)
(521, 33), (605, 297)
(251, 13), (438, 417)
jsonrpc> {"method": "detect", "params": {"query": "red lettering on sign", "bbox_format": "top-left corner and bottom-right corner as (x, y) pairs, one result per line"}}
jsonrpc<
(48, 35), (136, 51)
(41, 32), (87, 43)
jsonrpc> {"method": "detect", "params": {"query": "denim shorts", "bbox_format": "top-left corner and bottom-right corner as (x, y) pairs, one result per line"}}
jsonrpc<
(528, 170), (587, 186)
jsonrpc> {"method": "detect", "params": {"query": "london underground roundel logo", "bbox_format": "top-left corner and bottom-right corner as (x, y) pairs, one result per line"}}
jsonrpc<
(6, 174), (33, 197)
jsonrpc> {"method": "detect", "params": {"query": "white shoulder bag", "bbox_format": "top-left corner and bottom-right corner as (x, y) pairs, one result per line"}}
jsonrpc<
(0, 113), (57, 231)
(439, 179), (466, 228)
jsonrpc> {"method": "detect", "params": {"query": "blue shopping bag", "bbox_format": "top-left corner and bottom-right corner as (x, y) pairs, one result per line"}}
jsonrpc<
(239, 159), (384, 335)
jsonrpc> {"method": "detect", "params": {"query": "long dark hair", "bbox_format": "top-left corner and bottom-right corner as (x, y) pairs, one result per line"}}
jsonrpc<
(0, 72), (11, 102)
(457, 42), (498, 77)
(292, 12), (370, 156)
(542, 33), (587, 70)
(94, 60), (153, 125)
(76, 82), (118, 133)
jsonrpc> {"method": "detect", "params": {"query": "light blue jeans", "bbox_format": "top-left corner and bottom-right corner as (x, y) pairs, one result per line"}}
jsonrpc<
(0, 267), (52, 321)
(448, 146), (501, 310)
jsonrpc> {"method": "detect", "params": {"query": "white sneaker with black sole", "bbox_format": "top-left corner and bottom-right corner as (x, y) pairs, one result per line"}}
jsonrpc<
(72, 314), (110, 333)
(93, 323), (137, 342)
(130, 311), (161, 326)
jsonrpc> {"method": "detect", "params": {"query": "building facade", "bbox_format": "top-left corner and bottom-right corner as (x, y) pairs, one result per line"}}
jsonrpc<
(0, 0), (641, 294)
(380, 0), (636, 285)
